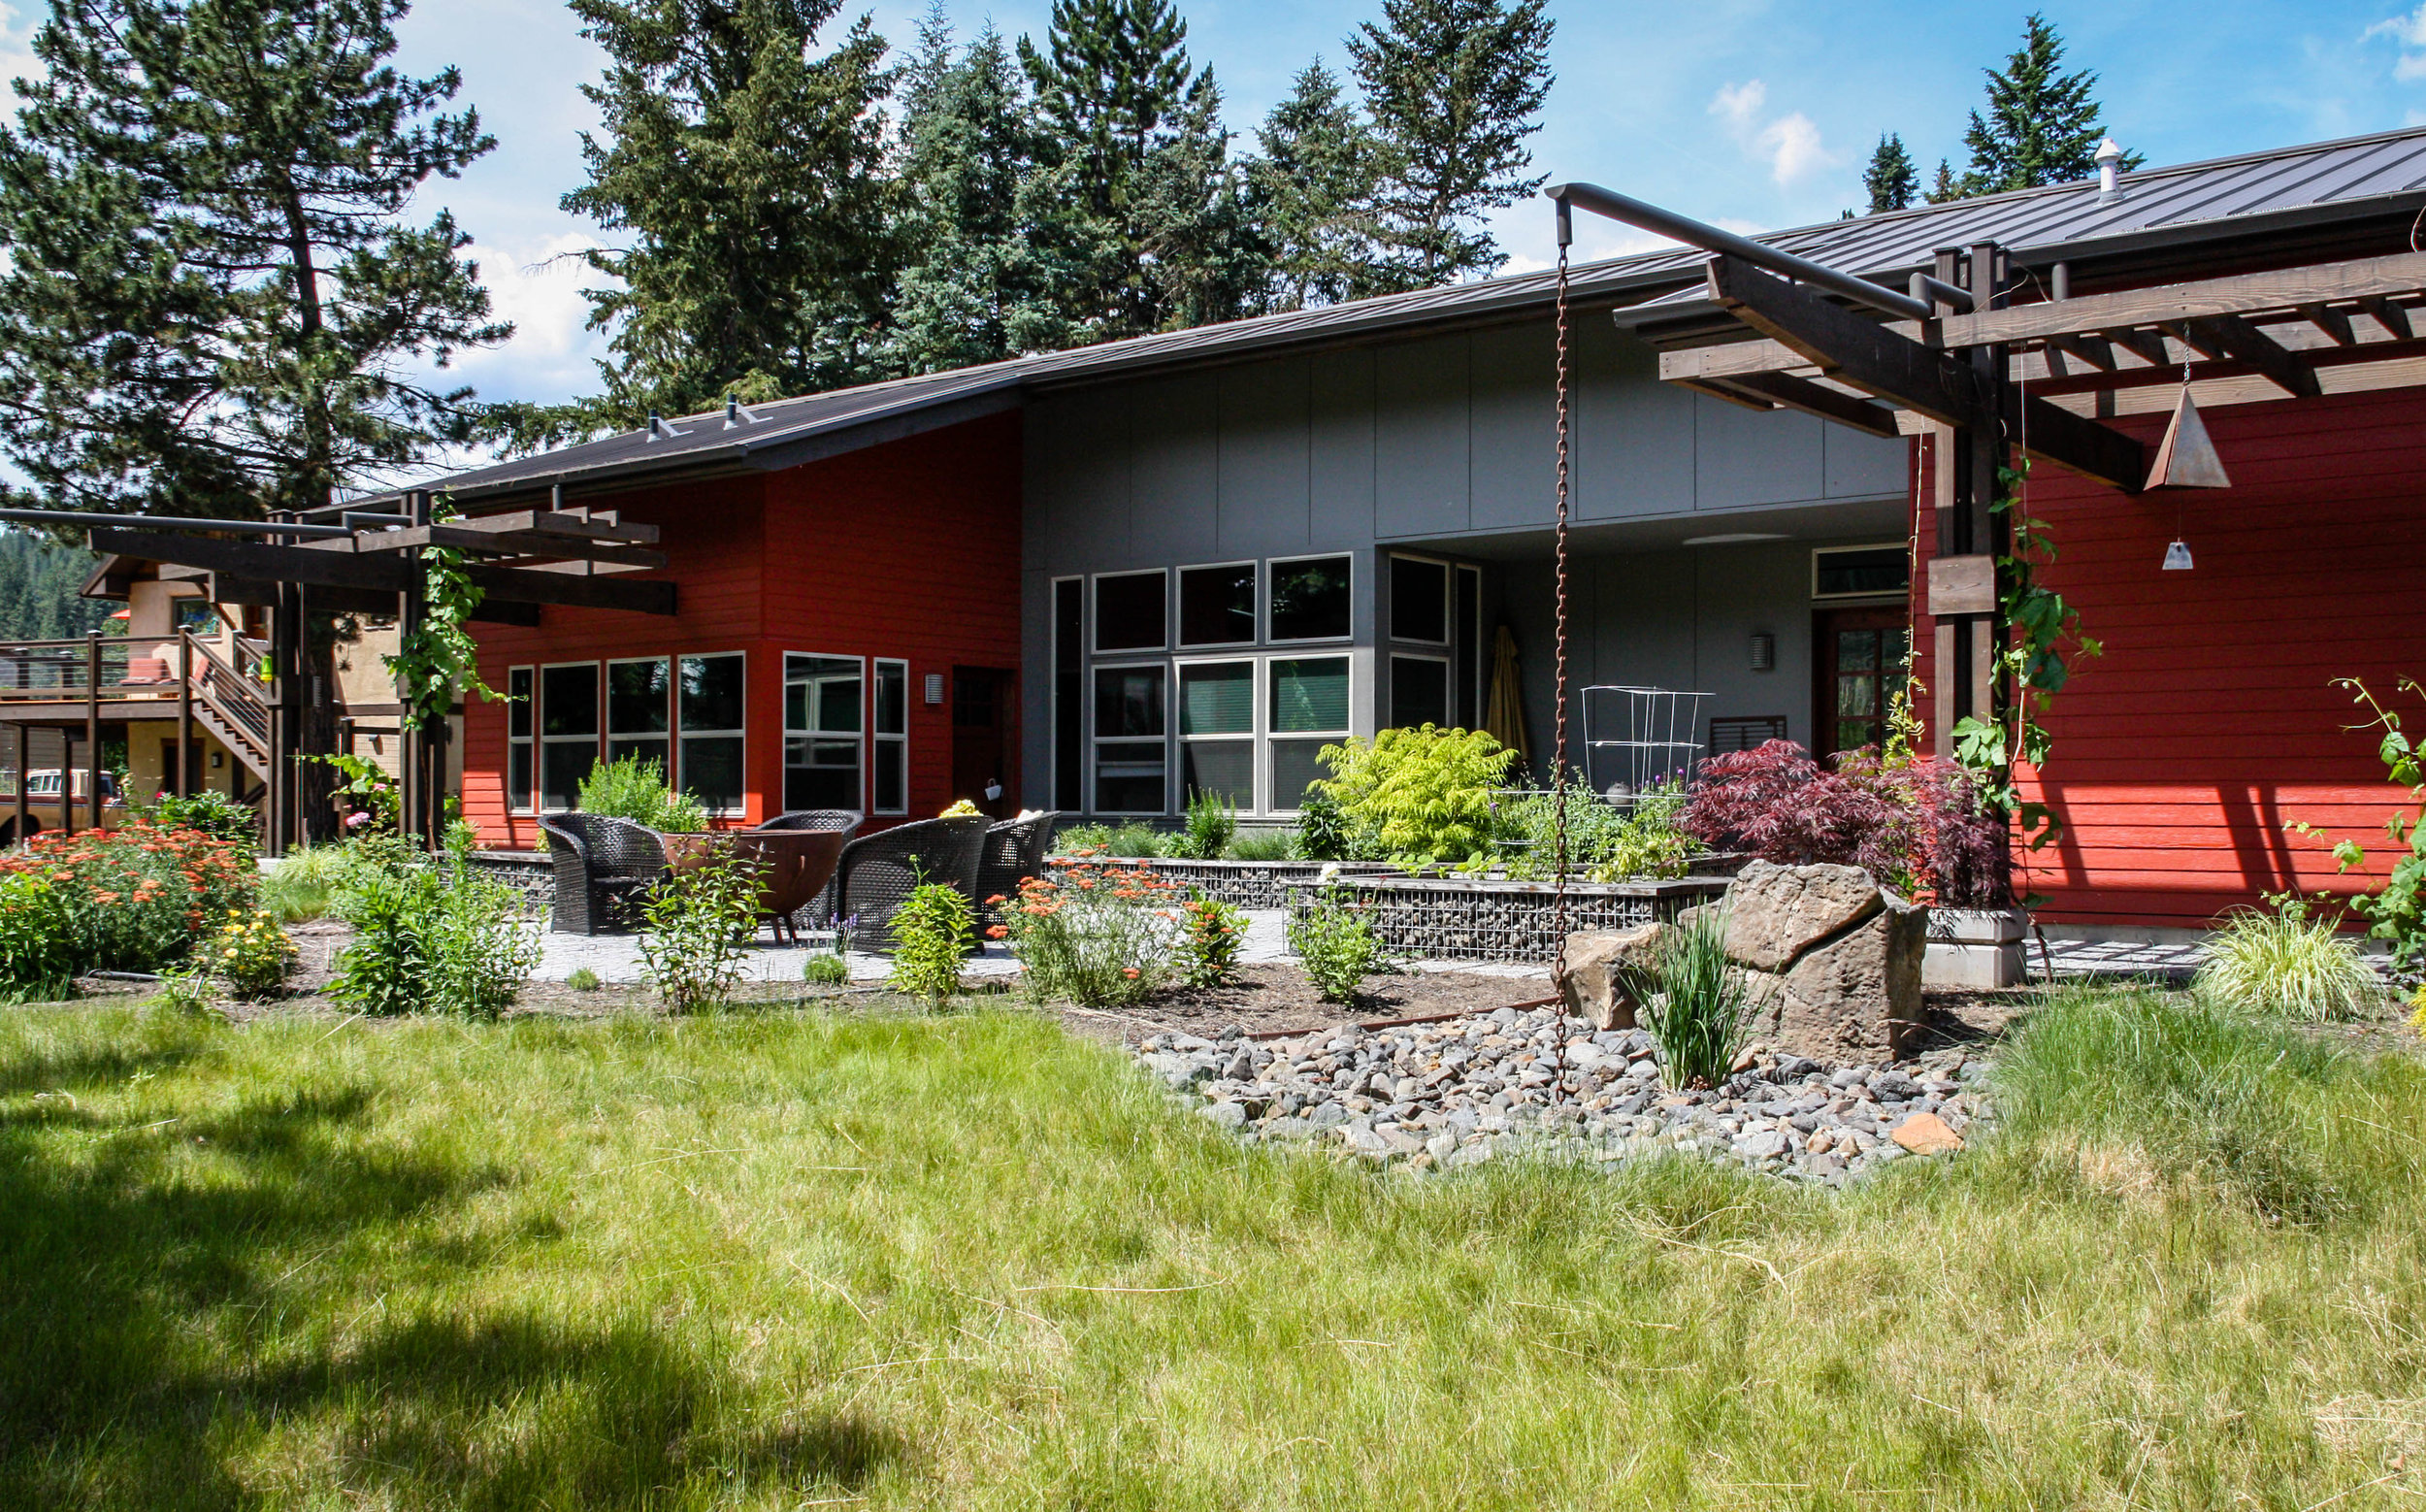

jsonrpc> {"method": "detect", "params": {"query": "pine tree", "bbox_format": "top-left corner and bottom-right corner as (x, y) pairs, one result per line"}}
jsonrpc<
(0, 533), (112, 641)
(1958, 13), (2141, 195)
(545, 0), (900, 435)
(1925, 157), (1962, 204)
(1862, 132), (1918, 214)
(883, 16), (1082, 371)
(1349, 0), (1554, 287)
(1249, 59), (1389, 310)
(0, 0), (505, 517)
(1015, 0), (1257, 337)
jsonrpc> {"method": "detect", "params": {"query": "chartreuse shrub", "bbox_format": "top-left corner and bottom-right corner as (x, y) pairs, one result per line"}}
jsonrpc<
(1314, 725), (1511, 865)
(2194, 898), (2381, 1023)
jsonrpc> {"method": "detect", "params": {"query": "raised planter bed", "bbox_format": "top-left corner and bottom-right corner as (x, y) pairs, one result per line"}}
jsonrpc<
(1043, 856), (1399, 910)
(1283, 874), (1730, 963)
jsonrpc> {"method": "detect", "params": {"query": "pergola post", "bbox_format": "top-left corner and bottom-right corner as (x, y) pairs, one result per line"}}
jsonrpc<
(176, 629), (192, 799)
(83, 631), (101, 832)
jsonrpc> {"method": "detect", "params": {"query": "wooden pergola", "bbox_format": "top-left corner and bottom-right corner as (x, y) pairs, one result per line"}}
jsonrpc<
(35, 489), (676, 848)
(1549, 181), (2426, 745)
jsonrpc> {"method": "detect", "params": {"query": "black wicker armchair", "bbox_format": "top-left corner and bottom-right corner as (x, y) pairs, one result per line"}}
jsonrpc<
(976, 811), (1062, 922)
(821, 814), (992, 945)
(539, 812), (671, 935)
(749, 809), (864, 837)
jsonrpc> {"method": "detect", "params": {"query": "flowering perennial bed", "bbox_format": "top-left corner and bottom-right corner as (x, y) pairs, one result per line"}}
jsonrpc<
(0, 823), (257, 983)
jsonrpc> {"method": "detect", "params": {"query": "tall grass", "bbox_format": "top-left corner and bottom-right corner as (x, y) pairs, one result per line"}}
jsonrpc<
(255, 844), (364, 923)
(2194, 904), (2383, 1022)
(4, 987), (2426, 1508)
(1621, 906), (1763, 1088)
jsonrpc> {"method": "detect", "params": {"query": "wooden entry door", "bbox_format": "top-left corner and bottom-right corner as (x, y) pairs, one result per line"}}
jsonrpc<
(950, 668), (1017, 820)
(1815, 608), (1911, 760)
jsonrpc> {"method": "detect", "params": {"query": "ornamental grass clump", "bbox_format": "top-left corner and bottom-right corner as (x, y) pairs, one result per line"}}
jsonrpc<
(2194, 900), (2382, 1023)
(1169, 790), (1237, 860)
(1618, 906), (1767, 1090)
(995, 862), (1181, 1008)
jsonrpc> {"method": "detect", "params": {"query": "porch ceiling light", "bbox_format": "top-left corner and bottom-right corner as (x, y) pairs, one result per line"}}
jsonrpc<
(1679, 532), (1788, 546)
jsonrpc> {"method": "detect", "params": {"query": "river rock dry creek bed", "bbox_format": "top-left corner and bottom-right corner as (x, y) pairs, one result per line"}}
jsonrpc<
(1133, 1003), (1989, 1183)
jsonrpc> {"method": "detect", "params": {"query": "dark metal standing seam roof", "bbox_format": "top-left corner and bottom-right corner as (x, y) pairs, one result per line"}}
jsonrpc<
(407, 123), (2426, 507)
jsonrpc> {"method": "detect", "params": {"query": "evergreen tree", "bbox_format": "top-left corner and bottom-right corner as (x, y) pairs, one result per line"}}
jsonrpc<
(0, 0), (506, 516)
(1349, 0), (1554, 287)
(1862, 132), (1918, 214)
(1249, 59), (1389, 310)
(883, 15), (1082, 371)
(1958, 13), (2142, 195)
(0, 533), (112, 641)
(1015, 0), (1258, 337)
(545, 0), (900, 435)
(1925, 157), (1962, 204)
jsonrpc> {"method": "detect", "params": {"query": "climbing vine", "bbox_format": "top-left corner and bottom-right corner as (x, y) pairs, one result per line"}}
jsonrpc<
(383, 499), (505, 728)
(1949, 458), (2101, 851)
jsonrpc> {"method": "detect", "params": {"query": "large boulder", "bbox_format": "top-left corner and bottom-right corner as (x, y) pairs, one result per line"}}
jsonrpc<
(1721, 860), (1883, 970)
(1750, 890), (1926, 1062)
(1557, 922), (1672, 1030)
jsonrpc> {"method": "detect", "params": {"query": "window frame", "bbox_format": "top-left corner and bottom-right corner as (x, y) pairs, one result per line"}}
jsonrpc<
(1091, 568), (1170, 654)
(873, 657), (908, 816)
(1386, 651), (1454, 732)
(1456, 564), (1483, 727)
(1175, 560), (1261, 649)
(1264, 651), (1354, 816)
(507, 664), (535, 814)
(1174, 653), (1260, 812)
(604, 655), (673, 774)
(1051, 575), (1085, 813)
(1387, 552), (1453, 646)
(1263, 552), (1357, 644)
(675, 650), (748, 819)
(1090, 658), (1170, 816)
(1810, 542), (1912, 602)
(783, 650), (867, 815)
(537, 660), (602, 813)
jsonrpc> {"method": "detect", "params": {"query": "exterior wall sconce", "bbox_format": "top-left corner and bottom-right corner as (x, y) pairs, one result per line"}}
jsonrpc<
(925, 673), (944, 706)
(1749, 632), (1776, 672)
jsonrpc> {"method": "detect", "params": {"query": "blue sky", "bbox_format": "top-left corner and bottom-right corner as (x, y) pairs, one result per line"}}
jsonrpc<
(5, 0), (2426, 415)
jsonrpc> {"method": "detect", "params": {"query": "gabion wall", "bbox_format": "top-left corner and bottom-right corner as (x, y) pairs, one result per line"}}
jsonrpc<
(1044, 857), (1396, 910)
(1283, 876), (1728, 963)
(468, 852), (552, 920)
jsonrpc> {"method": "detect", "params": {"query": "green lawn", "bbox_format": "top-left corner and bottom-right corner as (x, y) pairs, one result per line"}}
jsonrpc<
(5, 989), (2426, 1510)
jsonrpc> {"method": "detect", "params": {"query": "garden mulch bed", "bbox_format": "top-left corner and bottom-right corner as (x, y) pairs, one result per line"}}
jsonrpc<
(1049, 963), (1555, 1047)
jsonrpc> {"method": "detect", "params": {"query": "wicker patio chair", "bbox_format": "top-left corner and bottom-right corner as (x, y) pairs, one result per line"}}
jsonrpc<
(821, 813), (992, 946)
(539, 811), (671, 935)
(749, 809), (865, 836)
(976, 811), (1062, 923)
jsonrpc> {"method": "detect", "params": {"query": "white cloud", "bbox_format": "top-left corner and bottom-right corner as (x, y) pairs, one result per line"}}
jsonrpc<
(1707, 79), (1840, 185)
(2367, 4), (2426, 80)
(441, 231), (612, 404)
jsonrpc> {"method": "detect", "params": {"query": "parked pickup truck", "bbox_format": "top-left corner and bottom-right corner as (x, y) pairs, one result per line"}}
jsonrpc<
(0, 769), (127, 842)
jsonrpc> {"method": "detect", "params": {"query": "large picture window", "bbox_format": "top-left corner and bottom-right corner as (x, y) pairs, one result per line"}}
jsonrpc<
(1093, 664), (1166, 814)
(873, 658), (907, 815)
(540, 662), (599, 811)
(1179, 660), (1255, 808)
(785, 653), (863, 812)
(1094, 571), (1167, 652)
(1389, 554), (1449, 644)
(1269, 655), (1350, 810)
(606, 657), (671, 772)
(679, 653), (745, 816)
(1268, 555), (1352, 641)
(1178, 563), (1257, 647)
(507, 666), (534, 812)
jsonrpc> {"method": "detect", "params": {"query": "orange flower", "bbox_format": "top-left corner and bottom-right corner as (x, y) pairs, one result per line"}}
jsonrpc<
(986, 925), (1008, 939)
(1122, 967), (1140, 978)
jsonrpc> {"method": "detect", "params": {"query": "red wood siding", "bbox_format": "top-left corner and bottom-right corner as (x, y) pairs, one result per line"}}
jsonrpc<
(461, 412), (1024, 848)
(1913, 389), (2426, 929)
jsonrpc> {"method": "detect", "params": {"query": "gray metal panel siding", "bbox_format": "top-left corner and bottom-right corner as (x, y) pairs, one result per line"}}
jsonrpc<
(1823, 419), (1909, 500)
(1373, 334), (1470, 539)
(1572, 318), (1696, 521)
(1465, 323), (1557, 533)
(1215, 359), (1313, 559)
(1307, 347), (1376, 549)
(1033, 388), (1131, 575)
(1129, 371), (1220, 567)
(1693, 389), (1828, 511)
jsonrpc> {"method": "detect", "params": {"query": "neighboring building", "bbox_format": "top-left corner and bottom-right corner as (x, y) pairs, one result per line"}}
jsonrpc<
(367, 125), (2426, 933)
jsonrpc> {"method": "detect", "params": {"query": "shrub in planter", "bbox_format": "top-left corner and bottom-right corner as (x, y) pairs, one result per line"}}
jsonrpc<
(576, 753), (708, 834)
(1169, 790), (1238, 861)
(996, 863), (1181, 1008)
(1678, 740), (2006, 905)
(1314, 725), (1511, 864)
(890, 881), (976, 1003)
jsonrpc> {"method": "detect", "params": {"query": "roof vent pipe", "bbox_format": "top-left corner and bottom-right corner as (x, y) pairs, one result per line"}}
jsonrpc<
(2095, 138), (2125, 204)
(646, 412), (687, 442)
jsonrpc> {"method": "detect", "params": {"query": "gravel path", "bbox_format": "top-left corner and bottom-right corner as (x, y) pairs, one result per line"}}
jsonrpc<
(1135, 1002), (1987, 1185)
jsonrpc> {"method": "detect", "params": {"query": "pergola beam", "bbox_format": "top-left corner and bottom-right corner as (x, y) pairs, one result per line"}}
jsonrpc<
(1700, 370), (1902, 438)
(89, 527), (677, 615)
(2182, 312), (2321, 398)
(1927, 250), (2426, 347)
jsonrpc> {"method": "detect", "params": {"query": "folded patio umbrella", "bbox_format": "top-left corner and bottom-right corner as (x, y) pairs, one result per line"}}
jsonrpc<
(1484, 625), (1530, 767)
